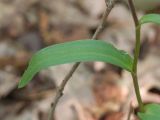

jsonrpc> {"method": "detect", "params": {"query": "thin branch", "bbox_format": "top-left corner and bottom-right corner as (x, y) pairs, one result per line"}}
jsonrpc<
(127, 103), (134, 120)
(48, 0), (117, 120)
(48, 62), (80, 120)
(92, 0), (117, 39)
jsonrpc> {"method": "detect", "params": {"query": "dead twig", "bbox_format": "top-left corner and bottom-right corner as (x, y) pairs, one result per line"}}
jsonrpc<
(48, 0), (118, 120)
(127, 103), (134, 120)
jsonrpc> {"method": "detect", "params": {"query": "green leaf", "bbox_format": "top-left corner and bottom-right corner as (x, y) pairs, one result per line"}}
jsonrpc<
(18, 40), (133, 88)
(138, 104), (160, 120)
(139, 14), (160, 25)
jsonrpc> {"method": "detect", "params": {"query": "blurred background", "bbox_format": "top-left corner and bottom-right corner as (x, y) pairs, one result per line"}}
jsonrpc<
(0, 0), (160, 120)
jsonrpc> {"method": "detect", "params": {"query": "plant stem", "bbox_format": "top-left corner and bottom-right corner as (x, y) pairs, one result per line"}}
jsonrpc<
(132, 27), (140, 74)
(128, 0), (139, 26)
(131, 26), (144, 112)
(127, 0), (144, 112)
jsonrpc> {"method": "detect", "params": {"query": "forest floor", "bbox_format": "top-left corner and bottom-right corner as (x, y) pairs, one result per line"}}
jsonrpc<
(0, 0), (160, 120)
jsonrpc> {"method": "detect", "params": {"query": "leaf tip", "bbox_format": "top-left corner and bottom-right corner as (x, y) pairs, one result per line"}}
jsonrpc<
(18, 80), (25, 89)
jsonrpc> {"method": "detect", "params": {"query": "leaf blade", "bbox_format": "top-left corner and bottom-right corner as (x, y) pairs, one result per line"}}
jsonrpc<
(138, 113), (160, 120)
(139, 14), (160, 25)
(138, 104), (160, 120)
(18, 40), (133, 88)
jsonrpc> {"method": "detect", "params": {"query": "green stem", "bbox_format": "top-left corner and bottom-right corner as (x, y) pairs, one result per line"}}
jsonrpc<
(127, 0), (144, 112)
(133, 27), (141, 73)
(132, 26), (144, 112)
